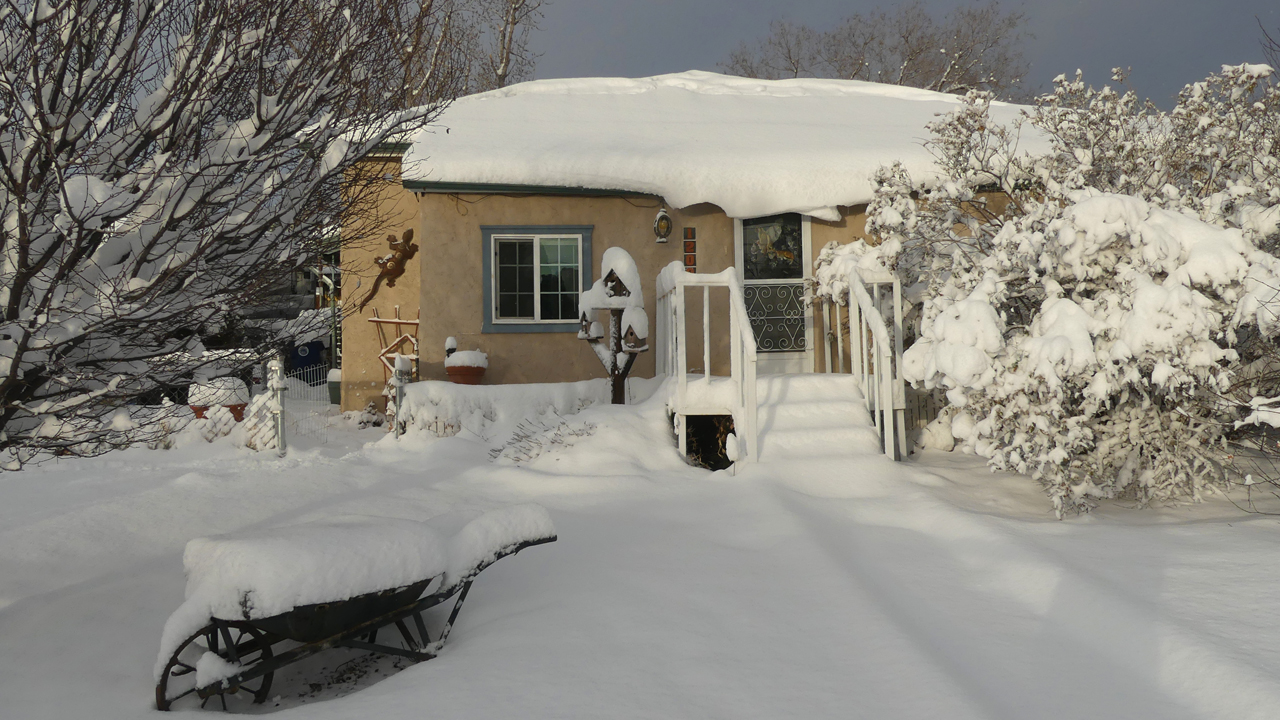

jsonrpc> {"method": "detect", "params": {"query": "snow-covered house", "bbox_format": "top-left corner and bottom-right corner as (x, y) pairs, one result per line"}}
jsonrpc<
(339, 71), (1029, 411)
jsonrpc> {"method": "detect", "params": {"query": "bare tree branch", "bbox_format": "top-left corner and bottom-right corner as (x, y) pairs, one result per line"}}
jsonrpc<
(720, 1), (1030, 98)
(0, 0), (465, 463)
(1261, 17), (1280, 69)
(475, 0), (545, 91)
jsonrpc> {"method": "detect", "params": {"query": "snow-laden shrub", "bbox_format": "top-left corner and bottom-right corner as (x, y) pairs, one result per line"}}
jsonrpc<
(188, 378), (252, 408)
(818, 64), (1280, 515)
(1025, 65), (1280, 235)
(904, 192), (1280, 514)
(396, 379), (613, 439)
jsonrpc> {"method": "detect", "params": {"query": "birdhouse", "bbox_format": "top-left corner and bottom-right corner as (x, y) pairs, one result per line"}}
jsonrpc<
(623, 327), (644, 352)
(603, 269), (629, 299)
(578, 313), (604, 340)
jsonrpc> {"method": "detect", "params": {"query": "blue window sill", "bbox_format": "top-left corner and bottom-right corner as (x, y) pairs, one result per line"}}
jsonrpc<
(483, 322), (580, 334)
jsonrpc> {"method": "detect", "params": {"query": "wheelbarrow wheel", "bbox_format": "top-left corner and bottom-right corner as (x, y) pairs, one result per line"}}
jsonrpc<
(156, 620), (275, 711)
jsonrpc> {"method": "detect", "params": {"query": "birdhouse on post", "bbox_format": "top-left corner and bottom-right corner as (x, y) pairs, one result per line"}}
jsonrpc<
(579, 248), (649, 404)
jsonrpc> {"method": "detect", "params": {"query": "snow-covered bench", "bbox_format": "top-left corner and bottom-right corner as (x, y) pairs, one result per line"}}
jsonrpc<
(154, 505), (556, 711)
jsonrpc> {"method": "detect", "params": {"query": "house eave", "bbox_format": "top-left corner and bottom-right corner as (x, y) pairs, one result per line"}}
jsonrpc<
(365, 142), (412, 158)
(402, 180), (656, 198)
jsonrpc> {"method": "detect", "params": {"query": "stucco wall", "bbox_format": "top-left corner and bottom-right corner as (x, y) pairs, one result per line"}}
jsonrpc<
(415, 194), (741, 385)
(341, 172), (877, 406)
(339, 164), (422, 412)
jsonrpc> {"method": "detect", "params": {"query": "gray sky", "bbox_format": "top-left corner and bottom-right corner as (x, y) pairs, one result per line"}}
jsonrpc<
(529, 0), (1280, 105)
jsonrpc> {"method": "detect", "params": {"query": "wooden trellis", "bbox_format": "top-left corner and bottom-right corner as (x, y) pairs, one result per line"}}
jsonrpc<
(368, 306), (420, 382)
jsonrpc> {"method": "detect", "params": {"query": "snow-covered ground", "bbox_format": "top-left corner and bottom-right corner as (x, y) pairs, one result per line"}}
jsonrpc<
(2, 375), (1280, 719)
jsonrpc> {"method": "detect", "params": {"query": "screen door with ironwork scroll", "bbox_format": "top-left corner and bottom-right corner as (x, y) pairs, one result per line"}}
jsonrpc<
(735, 213), (814, 374)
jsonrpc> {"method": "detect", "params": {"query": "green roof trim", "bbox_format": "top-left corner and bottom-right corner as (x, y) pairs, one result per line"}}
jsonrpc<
(369, 142), (412, 156)
(401, 180), (654, 197)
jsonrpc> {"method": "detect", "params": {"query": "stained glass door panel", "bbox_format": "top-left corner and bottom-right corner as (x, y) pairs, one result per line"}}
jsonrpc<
(742, 214), (803, 281)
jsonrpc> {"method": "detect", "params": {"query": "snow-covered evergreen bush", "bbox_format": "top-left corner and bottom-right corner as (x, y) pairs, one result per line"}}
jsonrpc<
(817, 64), (1280, 515)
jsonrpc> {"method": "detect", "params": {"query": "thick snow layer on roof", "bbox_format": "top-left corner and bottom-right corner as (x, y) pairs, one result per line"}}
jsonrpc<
(402, 71), (1043, 221)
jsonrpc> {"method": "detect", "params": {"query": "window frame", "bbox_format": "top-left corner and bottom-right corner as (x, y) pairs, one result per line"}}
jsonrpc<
(481, 225), (593, 334)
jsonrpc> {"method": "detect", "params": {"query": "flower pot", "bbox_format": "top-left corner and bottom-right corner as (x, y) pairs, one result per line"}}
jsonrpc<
(445, 365), (485, 385)
(189, 403), (247, 422)
(188, 377), (250, 418)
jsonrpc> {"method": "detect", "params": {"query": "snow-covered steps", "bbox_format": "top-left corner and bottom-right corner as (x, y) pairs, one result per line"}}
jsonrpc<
(755, 373), (864, 405)
(758, 426), (883, 461)
(759, 399), (872, 429)
(753, 375), (882, 462)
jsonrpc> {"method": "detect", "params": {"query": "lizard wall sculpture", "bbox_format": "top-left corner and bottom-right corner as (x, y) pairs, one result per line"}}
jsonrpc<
(358, 229), (418, 311)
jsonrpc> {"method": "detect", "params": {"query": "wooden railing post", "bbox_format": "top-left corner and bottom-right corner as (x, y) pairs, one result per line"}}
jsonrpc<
(892, 276), (906, 459)
(822, 301), (833, 373)
(702, 285), (711, 379)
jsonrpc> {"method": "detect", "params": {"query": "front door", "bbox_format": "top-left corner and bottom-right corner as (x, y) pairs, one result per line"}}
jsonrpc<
(736, 213), (813, 374)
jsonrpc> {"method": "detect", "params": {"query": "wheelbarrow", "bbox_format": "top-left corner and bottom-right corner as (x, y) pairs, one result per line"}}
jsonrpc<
(155, 508), (555, 711)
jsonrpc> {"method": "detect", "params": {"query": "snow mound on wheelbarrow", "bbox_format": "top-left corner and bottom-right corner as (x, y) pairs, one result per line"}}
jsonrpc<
(446, 504), (557, 586)
(186, 518), (449, 620)
(155, 504), (555, 680)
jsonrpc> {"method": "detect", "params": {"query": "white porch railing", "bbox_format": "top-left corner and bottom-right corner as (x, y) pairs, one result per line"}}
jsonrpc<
(655, 263), (759, 463)
(818, 267), (907, 460)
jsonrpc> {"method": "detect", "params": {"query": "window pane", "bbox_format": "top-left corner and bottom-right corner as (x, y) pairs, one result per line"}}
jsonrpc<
(560, 267), (577, 291)
(498, 266), (517, 293)
(563, 243), (577, 264)
(499, 289), (533, 319)
(518, 242), (533, 265)
(541, 294), (558, 320)
(498, 241), (517, 265)
(518, 269), (532, 293)
(541, 269), (561, 293)
(540, 242), (558, 265)
(561, 294), (578, 320)
(498, 293), (518, 318)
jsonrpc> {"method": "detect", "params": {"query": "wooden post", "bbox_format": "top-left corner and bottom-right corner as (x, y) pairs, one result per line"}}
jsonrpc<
(608, 307), (638, 405)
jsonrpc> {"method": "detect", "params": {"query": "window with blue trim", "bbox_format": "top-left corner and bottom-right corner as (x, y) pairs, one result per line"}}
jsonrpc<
(482, 226), (593, 333)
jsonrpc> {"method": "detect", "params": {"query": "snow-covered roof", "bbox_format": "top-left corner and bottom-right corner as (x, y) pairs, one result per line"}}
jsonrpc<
(402, 70), (1041, 221)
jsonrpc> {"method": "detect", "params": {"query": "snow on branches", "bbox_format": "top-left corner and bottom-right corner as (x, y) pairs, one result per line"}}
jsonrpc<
(823, 64), (1280, 515)
(0, 0), (444, 464)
